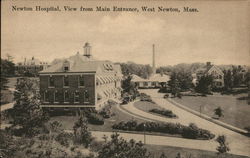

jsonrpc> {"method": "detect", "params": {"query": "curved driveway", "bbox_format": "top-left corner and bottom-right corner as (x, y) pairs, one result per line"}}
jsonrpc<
(120, 89), (250, 157)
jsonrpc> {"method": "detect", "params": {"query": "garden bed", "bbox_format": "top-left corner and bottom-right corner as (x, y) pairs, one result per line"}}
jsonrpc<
(134, 101), (178, 118)
(112, 120), (215, 140)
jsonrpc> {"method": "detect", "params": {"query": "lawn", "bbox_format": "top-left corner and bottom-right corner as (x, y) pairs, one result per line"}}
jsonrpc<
(49, 104), (145, 132)
(172, 93), (250, 130)
(134, 101), (178, 118)
(145, 144), (249, 158)
(0, 77), (18, 105)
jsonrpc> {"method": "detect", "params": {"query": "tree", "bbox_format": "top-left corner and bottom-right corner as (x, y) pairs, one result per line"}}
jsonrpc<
(119, 62), (152, 79)
(214, 107), (223, 119)
(98, 133), (150, 158)
(1, 59), (15, 77)
(223, 70), (233, 91)
(168, 72), (180, 97)
(195, 75), (213, 94)
(10, 78), (49, 137)
(121, 75), (138, 99)
(216, 135), (230, 157)
(73, 115), (93, 148)
(159, 152), (168, 158)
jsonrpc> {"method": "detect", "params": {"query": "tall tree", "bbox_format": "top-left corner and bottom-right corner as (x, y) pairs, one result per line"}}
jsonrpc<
(168, 72), (180, 96)
(223, 70), (233, 91)
(11, 78), (48, 137)
(195, 75), (213, 94)
(1, 59), (15, 77)
(73, 115), (93, 148)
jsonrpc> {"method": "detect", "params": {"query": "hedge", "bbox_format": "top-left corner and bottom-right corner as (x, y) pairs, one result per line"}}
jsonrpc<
(112, 121), (215, 140)
(149, 109), (177, 118)
(87, 113), (104, 125)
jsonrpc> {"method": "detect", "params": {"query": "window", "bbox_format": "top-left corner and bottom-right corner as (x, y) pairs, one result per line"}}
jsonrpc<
(74, 91), (80, 103)
(54, 91), (60, 103)
(44, 91), (49, 102)
(49, 76), (54, 87)
(151, 82), (156, 86)
(64, 66), (69, 71)
(79, 76), (84, 87)
(84, 90), (89, 102)
(143, 82), (148, 86)
(64, 76), (69, 87)
(64, 91), (70, 103)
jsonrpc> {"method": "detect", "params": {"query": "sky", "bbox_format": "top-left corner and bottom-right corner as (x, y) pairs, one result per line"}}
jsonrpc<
(2, 0), (250, 67)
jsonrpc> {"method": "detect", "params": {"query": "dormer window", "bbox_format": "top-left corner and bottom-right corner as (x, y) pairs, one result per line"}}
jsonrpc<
(63, 60), (70, 72)
(64, 66), (69, 71)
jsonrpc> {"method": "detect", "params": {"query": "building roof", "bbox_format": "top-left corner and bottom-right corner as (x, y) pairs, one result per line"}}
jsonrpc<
(40, 53), (119, 74)
(195, 64), (223, 75)
(148, 73), (170, 82)
(18, 57), (48, 66)
(131, 73), (170, 83)
(131, 74), (146, 82)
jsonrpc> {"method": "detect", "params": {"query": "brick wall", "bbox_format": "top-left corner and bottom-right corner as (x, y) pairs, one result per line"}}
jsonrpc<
(40, 74), (95, 105)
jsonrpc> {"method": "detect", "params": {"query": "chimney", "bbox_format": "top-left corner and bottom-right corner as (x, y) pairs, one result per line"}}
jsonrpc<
(24, 58), (26, 65)
(152, 44), (156, 74)
(83, 42), (91, 58)
(206, 62), (211, 68)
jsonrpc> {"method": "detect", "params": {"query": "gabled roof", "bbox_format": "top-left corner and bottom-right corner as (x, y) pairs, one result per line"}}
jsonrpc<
(195, 64), (223, 75)
(131, 74), (146, 82)
(40, 53), (118, 74)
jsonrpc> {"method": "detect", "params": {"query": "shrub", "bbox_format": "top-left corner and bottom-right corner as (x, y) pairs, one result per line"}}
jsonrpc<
(149, 109), (177, 118)
(140, 93), (154, 103)
(87, 113), (104, 125)
(182, 123), (199, 139)
(55, 132), (73, 147)
(112, 121), (215, 140)
(216, 135), (230, 155)
(73, 116), (93, 148)
(98, 133), (150, 158)
(38, 134), (50, 141)
(99, 105), (112, 118)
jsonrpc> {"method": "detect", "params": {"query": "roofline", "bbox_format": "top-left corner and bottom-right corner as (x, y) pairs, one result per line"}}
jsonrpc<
(39, 71), (96, 75)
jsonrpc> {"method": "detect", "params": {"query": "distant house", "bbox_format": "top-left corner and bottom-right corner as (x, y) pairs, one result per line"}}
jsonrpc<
(16, 57), (49, 76)
(192, 62), (224, 88)
(131, 73), (170, 89)
(39, 43), (123, 111)
(131, 44), (170, 89)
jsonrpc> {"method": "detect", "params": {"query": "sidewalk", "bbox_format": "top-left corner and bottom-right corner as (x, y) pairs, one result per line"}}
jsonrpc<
(0, 102), (14, 112)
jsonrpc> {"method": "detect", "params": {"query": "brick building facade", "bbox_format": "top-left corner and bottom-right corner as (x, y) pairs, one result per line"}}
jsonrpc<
(39, 43), (122, 110)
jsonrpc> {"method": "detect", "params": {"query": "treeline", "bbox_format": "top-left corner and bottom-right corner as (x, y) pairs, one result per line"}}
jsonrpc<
(117, 61), (153, 79)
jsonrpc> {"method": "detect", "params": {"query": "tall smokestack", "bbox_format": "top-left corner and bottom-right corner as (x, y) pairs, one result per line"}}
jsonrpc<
(152, 44), (156, 74)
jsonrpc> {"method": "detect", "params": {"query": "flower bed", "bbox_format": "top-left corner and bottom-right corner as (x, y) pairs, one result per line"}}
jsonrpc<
(112, 121), (215, 140)
(149, 109), (177, 118)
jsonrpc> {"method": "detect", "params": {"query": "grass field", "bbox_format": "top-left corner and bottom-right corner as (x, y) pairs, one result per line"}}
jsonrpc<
(145, 144), (249, 158)
(134, 101), (178, 118)
(172, 93), (250, 130)
(49, 104), (145, 132)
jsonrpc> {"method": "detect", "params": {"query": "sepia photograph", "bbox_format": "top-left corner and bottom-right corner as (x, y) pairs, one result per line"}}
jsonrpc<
(1, 0), (250, 158)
